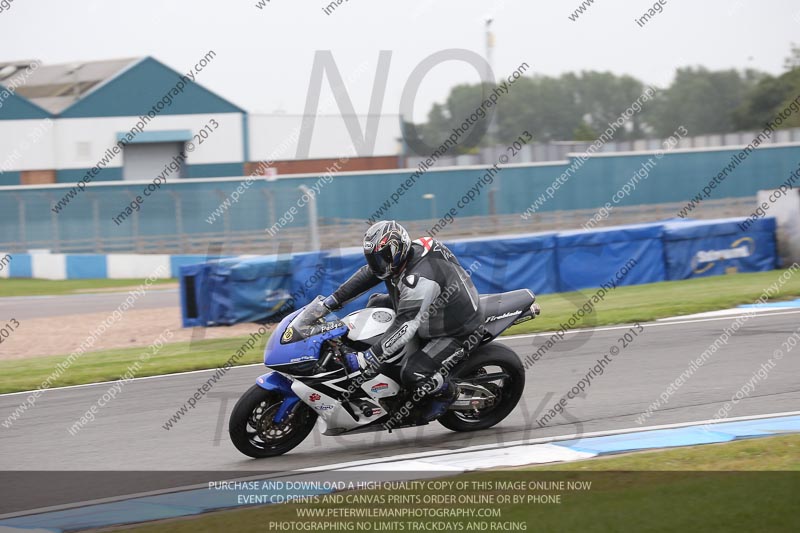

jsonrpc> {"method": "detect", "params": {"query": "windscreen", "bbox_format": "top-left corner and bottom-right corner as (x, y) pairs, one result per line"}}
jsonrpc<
(282, 297), (344, 343)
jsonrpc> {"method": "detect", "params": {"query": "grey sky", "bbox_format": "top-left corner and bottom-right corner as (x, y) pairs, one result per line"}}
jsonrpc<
(1, 0), (797, 121)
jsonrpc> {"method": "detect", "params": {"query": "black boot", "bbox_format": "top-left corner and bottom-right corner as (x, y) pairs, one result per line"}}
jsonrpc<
(421, 377), (458, 421)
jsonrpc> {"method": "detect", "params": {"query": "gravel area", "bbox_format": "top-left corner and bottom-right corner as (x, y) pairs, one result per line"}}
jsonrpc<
(1, 307), (268, 360)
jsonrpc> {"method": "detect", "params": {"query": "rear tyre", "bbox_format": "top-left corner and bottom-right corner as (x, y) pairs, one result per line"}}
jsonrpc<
(229, 384), (317, 458)
(438, 343), (525, 432)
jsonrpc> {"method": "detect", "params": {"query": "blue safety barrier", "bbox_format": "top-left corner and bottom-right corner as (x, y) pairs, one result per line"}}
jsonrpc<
(662, 217), (777, 280)
(178, 217), (779, 327)
(179, 233), (562, 326)
(446, 232), (558, 295)
(182, 255), (296, 326)
(555, 223), (666, 291)
(1, 216), (779, 326)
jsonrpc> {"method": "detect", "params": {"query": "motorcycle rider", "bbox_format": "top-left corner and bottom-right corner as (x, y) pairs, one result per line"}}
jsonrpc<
(307, 220), (485, 418)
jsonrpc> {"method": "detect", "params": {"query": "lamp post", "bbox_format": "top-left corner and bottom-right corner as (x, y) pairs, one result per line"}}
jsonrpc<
(485, 18), (497, 166)
(299, 185), (320, 251)
(422, 193), (436, 220)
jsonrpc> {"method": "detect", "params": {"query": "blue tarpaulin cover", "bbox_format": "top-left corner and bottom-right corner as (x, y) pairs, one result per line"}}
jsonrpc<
(555, 223), (666, 291)
(207, 255), (293, 326)
(180, 217), (779, 327)
(661, 217), (777, 280)
(446, 232), (558, 296)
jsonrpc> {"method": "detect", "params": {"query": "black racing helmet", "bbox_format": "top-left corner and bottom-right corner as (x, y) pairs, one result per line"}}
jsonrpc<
(363, 220), (411, 280)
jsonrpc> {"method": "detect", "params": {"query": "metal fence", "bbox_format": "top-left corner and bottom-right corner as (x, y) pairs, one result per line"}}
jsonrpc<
(407, 127), (800, 167)
(5, 140), (792, 256)
(0, 196), (756, 256)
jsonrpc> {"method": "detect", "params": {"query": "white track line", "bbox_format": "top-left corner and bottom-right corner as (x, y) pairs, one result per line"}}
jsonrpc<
(501, 309), (800, 340)
(3, 309), (799, 399)
(0, 288), (178, 302)
(2, 410), (797, 520)
(0, 364), (265, 398)
(300, 410), (800, 471)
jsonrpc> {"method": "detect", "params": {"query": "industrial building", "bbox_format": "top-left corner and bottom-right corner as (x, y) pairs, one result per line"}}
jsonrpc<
(0, 55), (251, 185)
(0, 55), (404, 187)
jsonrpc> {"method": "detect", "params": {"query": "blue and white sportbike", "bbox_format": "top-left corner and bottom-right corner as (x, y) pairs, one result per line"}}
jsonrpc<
(229, 290), (539, 458)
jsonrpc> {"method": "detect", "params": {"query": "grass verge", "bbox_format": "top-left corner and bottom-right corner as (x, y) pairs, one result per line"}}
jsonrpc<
(121, 435), (800, 533)
(507, 268), (800, 335)
(2, 269), (798, 394)
(0, 335), (266, 394)
(525, 433), (800, 471)
(0, 278), (176, 297)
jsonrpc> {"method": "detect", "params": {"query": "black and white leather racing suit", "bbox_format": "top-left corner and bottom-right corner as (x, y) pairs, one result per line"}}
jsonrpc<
(328, 237), (484, 389)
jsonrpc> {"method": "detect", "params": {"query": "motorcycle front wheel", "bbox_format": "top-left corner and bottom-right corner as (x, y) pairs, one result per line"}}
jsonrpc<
(229, 385), (317, 458)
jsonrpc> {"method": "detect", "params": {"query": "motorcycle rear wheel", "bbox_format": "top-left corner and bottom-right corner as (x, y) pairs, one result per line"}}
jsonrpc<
(438, 343), (525, 432)
(229, 385), (317, 458)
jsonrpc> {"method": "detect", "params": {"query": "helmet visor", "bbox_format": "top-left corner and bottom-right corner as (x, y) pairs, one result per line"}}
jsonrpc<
(365, 246), (394, 279)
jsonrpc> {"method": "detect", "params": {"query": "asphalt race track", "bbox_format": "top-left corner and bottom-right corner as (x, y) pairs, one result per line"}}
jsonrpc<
(0, 289), (179, 320)
(2, 310), (799, 514)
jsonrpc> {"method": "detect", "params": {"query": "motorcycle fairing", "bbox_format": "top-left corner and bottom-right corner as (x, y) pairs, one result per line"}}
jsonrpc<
(291, 379), (376, 435)
(255, 371), (300, 424)
(289, 370), (401, 435)
(343, 307), (396, 342)
(264, 309), (348, 367)
(360, 374), (401, 399)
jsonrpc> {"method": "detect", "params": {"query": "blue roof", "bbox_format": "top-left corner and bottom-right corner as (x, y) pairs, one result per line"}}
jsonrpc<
(0, 87), (52, 119)
(58, 56), (245, 118)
